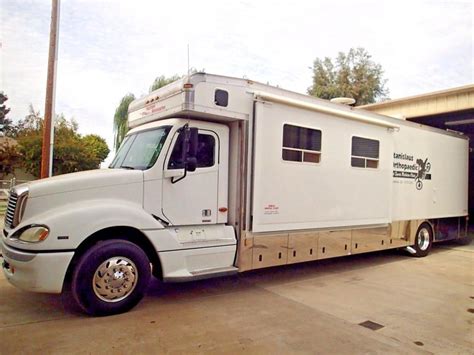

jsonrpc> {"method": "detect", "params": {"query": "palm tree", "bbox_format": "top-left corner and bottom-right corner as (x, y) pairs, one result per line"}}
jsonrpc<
(113, 93), (135, 150)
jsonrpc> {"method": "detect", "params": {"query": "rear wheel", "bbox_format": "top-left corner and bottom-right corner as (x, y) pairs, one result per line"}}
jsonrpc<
(406, 222), (433, 257)
(70, 239), (151, 316)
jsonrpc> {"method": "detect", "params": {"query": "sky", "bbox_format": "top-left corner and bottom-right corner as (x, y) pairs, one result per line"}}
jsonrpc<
(1, 0), (473, 164)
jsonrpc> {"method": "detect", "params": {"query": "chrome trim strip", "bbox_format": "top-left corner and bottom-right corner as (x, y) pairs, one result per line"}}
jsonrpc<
(163, 269), (238, 283)
(1, 243), (37, 262)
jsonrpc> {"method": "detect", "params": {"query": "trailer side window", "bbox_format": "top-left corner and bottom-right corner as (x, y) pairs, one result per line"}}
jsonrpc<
(351, 136), (379, 169)
(168, 132), (215, 169)
(282, 124), (321, 164)
(214, 89), (228, 107)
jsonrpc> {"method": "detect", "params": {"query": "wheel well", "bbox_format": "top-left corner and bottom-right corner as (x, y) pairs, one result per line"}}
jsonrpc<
(63, 226), (162, 288)
(420, 220), (434, 236)
(410, 220), (434, 242)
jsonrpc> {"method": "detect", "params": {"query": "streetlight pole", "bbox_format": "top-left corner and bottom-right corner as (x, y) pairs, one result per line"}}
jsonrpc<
(41, 0), (60, 178)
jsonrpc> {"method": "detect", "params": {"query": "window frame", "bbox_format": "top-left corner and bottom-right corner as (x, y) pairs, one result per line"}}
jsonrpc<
(350, 135), (380, 170)
(164, 128), (219, 171)
(281, 123), (323, 165)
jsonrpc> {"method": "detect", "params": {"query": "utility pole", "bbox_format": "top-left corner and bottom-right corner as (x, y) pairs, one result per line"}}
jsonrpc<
(41, 0), (60, 178)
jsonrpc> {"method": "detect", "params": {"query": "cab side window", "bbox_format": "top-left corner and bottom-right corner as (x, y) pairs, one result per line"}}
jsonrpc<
(168, 132), (216, 169)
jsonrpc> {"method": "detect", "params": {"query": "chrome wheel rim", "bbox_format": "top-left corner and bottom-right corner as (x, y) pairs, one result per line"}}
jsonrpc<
(417, 228), (430, 251)
(93, 257), (138, 303)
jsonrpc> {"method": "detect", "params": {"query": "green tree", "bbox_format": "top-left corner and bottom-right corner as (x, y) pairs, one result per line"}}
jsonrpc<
(113, 74), (182, 150)
(16, 107), (110, 177)
(0, 139), (22, 179)
(308, 48), (389, 105)
(113, 93), (135, 151)
(0, 92), (10, 116)
(149, 74), (181, 92)
(0, 91), (11, 136)
(83, 134), (110, 162)
(2, 118), (17, 137)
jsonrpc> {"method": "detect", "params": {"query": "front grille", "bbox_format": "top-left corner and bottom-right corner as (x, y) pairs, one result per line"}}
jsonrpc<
(5, 192), (18, 228)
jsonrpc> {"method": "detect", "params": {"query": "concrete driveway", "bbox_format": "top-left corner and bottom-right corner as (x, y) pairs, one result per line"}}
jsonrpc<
(0, 242), (473, 354)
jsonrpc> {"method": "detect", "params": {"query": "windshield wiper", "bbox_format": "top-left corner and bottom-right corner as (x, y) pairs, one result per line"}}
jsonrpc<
(120, 165), (136, 170)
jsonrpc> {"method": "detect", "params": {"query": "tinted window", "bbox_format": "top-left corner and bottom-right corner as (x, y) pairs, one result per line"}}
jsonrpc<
(351, 157), (365, 168)
(282, 124), (321, 164)
(351, 136), (379, 169)
(168, 132), (216, 169)
(352, 136), (379, 159)
(196, 134), (215, 167)
(283, 124), (321, 151)
(214, 89), (228, 107)
(282, 149), (302, 162)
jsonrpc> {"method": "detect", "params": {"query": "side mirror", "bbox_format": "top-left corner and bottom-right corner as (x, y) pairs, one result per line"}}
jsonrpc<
(172, 125), (198, 184)
(187, 127), (198, 158)
(186, 127), (198, 172)
(186, 156), (197, 172)
(181, 126), (198, 171)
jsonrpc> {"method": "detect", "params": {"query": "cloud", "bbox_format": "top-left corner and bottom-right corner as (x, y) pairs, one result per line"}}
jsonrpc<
(1, 0), (472, 165)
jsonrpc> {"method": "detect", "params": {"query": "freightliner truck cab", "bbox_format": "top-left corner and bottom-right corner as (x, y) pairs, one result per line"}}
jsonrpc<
(1, 74), (241, 315)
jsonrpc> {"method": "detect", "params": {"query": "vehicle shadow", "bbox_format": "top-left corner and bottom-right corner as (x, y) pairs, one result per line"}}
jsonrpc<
(145, 247), (416, 302)
(0, 241), (468, 321)
(145, 239), (471, 303)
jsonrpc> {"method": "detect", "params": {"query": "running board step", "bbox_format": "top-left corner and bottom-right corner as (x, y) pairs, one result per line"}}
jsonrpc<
(164, 266), (239, 283)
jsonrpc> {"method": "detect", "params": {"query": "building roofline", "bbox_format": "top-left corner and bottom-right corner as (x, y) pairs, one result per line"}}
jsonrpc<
(359, 84), (474, 109)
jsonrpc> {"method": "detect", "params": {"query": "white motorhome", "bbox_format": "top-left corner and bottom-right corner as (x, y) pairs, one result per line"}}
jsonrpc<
(1, 73), (469, 316)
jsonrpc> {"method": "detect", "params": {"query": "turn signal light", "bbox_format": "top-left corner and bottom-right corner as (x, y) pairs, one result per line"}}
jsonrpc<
(16, 225), (50, 243)
(39, 229), (49, 241)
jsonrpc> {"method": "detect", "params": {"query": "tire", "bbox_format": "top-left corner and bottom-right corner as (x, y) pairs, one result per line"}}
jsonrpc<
(407, 222), (433, 257)
(70, 239), (151, 316)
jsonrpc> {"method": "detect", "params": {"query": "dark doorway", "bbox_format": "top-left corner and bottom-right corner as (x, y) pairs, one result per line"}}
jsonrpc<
(410, 109), (473, 231)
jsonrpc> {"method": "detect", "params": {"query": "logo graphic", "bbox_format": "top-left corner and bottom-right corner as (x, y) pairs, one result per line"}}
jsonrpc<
(393, 152), (432, 190)
(414, 158), (431, 190)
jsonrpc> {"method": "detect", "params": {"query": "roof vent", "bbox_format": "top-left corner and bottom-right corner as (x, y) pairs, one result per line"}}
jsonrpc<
(330, 97), (356, 105)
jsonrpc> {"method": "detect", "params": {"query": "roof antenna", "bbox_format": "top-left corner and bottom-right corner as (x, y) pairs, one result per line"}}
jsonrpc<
(187, 44), (190, 77)
(185, 44), (191, 125)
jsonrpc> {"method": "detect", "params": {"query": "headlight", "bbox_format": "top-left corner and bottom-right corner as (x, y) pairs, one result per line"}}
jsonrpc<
(16, 226), (50, 243)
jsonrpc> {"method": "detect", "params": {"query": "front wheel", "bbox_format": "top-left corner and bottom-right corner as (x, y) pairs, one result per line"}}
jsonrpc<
(70, 239), (151, 316)
(406, 222), (433, 257)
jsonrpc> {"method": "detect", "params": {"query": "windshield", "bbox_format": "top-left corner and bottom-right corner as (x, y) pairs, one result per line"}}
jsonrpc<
(109, 126), (172, 170)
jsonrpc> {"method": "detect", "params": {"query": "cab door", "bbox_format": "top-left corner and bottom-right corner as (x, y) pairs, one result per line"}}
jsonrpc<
(162, 128), (220, 225)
